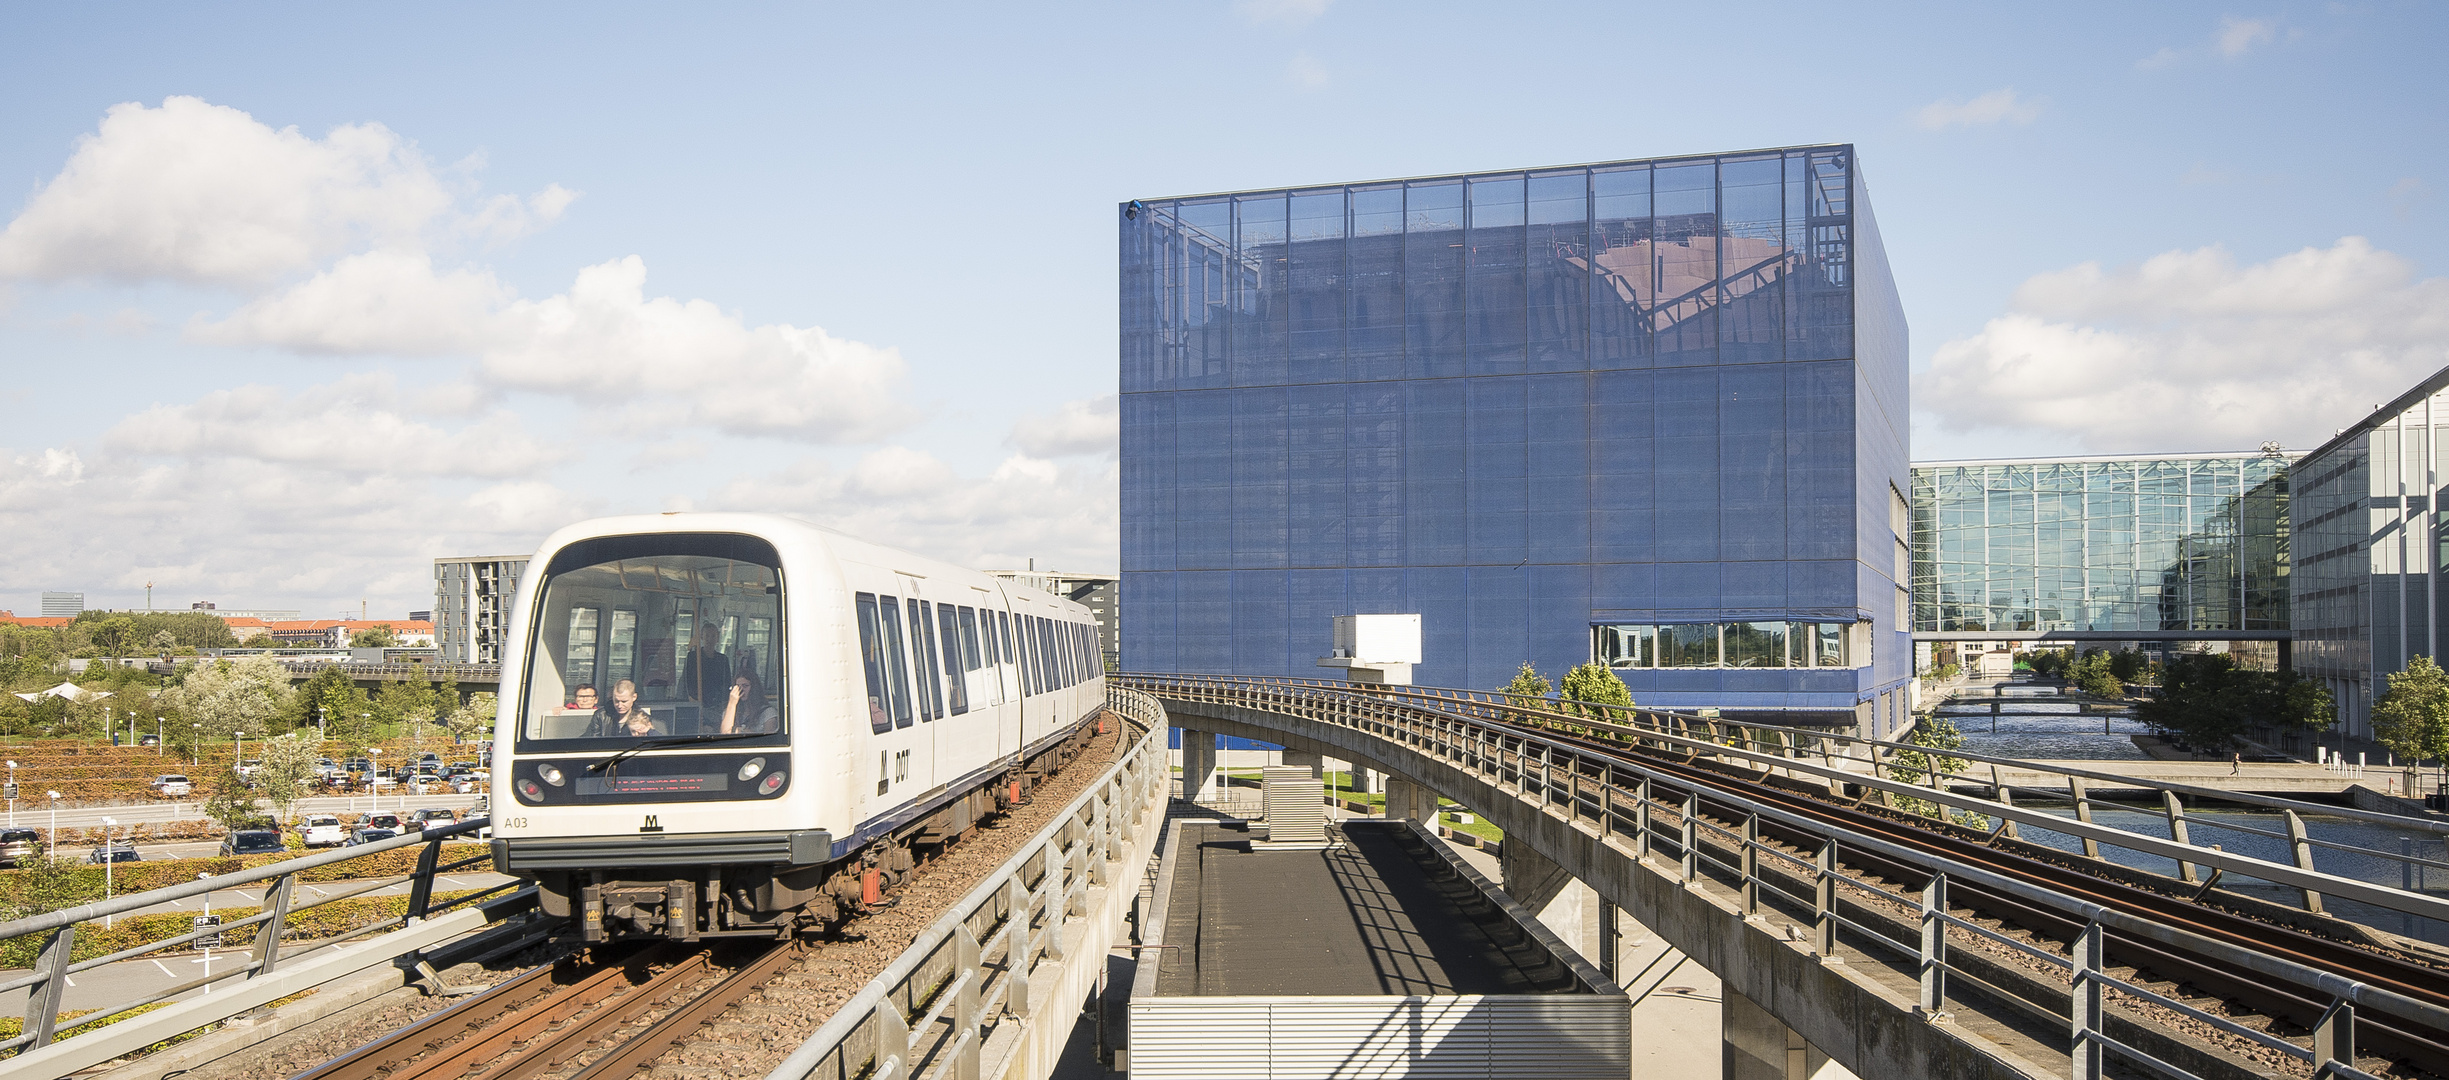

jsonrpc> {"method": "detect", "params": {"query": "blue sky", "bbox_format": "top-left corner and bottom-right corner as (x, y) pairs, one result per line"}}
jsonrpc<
(1, 2), (2443, 618)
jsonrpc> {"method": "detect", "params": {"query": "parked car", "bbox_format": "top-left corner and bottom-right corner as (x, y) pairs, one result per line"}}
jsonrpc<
(409, 807), (458, 832)
(299, 814), (348, 848)
(1, 828), (44, 866)
(138, 734), (161, 746)
(343, 827), (397, 846)
(219, 830), (285, 857)
(363, 812), (406, 833)
(150, 774), (193, 798)
(236, 759), (262, 778)
(87, 841), (142, 864)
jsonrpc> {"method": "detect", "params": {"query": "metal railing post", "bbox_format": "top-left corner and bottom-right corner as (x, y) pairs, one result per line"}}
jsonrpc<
(873, 995), (911, 1080)
(1814, 841), (1836, 959)
(1741, 813), (1761, 916)
(405, 835), (444, 921)
(2161, 790), (2197, 884)
(1680, 792), (1699, 884)
(2072, 921), (2104, 1080)
(1918, 874), (1947, 1016)
(1636, 777), (1652, 859)
(24, 924), (75, 1049)
(2070, 776), (2100, 860)
(2312, 998), (2355, 1076)
(1993, 771), (2020, 840)
(252, 873), (296, 977)
(2285, 809), (2325, 914)
(955, 925), (983, 1080)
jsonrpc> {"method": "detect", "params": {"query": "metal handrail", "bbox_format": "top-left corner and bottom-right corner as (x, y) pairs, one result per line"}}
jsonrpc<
(764, 689), (1169, 1080)
(0, 818), (499, 1057)
(1123, 673), (2449, 1080)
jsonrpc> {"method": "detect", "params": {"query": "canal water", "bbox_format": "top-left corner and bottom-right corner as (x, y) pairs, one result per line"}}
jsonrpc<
(1924, 684), (2448, 943)
(1933, 699), (2150, 761)
(2003, 801), (2449, 945)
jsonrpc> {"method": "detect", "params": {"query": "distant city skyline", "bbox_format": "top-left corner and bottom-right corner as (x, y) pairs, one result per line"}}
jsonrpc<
(1, 3), (2442, 618)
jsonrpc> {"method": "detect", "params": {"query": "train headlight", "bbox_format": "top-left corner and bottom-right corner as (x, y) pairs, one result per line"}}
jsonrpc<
(737, 757), (766, 782)
(516, 778), (544, 802)
(537, 763), (565, 787)
(758, 771), (787, 796)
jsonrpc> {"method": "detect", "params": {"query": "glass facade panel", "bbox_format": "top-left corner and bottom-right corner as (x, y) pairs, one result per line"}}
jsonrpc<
(1910, 453), (2290, 634)
(1121, 145), (1909, 724)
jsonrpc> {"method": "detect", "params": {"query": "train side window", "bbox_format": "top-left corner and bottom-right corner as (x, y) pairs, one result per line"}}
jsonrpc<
(856, 594), (893, 732)
(939, 603), (968, 715)
(1035, 617), (1053, 692)
(878, 598), (914, 728)
(958, 606), (982, 675)
(997, 610), (1016, 694)
(910, 599), (941, 721)
(1045, 617), (1060, 690)
(566, 606), (601, 688)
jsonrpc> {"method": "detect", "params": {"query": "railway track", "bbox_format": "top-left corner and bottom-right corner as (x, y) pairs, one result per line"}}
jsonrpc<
(293, 938), (808, 1080)
(1508, 717), (2449, 1076)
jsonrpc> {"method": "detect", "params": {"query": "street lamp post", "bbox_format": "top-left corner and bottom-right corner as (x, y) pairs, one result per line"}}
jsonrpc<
(191, 722), (202, 769)
(5, 761), (15, 827)
(367, 749), (381, 815)
(156, 717), (163, 756)
(47, 790), (61, 853)
(198, 872), (216, 991)
(101, 817), (118, 926)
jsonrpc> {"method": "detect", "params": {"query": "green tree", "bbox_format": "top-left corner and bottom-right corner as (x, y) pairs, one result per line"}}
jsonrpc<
(2069, 651), (2123, 699)
(255, 733), (321, 821)
(443, 691), (498, 744)
(1558, 662), (1634, 722)
(296, 664), (371, 741)
(203, 766), (272, 832)
(2374, 656), (2449, 793)
(1886, 715), (1983, 825)
(166, 655), (293, 739)
(1499, 663), (1552, 711)
(2107, 649), (2150, 685)
(2136, 653), (2252, 750)
(350, 624), (400, 648)
(373, 668), (442, 737)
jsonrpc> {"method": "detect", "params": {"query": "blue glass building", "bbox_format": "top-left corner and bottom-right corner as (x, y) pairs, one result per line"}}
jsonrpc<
(1119, 145), (1913, 732)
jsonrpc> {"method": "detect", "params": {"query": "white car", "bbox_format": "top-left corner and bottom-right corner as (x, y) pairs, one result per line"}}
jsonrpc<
(299, 814), (347, 848)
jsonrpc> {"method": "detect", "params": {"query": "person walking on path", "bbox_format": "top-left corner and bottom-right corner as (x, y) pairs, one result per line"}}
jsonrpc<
(2231, 752), (2242, 775)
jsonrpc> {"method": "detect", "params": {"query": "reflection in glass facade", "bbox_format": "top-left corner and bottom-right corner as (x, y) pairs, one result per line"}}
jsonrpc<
(2291, 372), (2449, 738)
(1910, 454), (2290, 634)
(1120, 145), (1914, 731)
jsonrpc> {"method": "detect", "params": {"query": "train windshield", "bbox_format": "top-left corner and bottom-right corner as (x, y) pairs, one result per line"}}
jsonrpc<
(519, 533), (784, 749)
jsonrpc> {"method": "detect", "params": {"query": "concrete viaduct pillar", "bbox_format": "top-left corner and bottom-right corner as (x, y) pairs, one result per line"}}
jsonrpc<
(1500, 839), (1607, 974)
(1382, 776), (1438, 823)
(1177, 727), (1217, 803)
(1726, 988), (1864, 1080)
(1280, 749), (1322, 777)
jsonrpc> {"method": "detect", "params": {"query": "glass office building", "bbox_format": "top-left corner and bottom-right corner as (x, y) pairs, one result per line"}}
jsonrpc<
(1910, 454), (2291, 635)
(1119, 145), (1915, 731)
(2291, 365), (2449, 739)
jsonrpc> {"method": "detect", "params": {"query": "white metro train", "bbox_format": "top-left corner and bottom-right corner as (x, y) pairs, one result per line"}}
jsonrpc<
(487, 513), (1108, 940)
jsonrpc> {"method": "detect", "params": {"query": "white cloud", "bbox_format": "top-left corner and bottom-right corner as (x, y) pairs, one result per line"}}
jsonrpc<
(1914, 89), (2043, 131)
(0, 442), (591, 618)
(105, 374), (568, 479)
(2217, 15), (2278, 57)
(1916, 237), (2449, 453)
(1287, 53), (1330, 89)
(708, 448), (1118, 572)
(1008, 394), (1117, 458)
(195, 249), (511, 354)
(0, 96), (566, 287)
(2140, 14), (2285, 68)
(202, 254), (912, 442)
(1234, 0), (1331, 26)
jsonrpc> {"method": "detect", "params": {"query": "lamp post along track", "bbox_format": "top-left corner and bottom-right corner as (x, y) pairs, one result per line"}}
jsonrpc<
(1120, 674), (2449, 1080)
